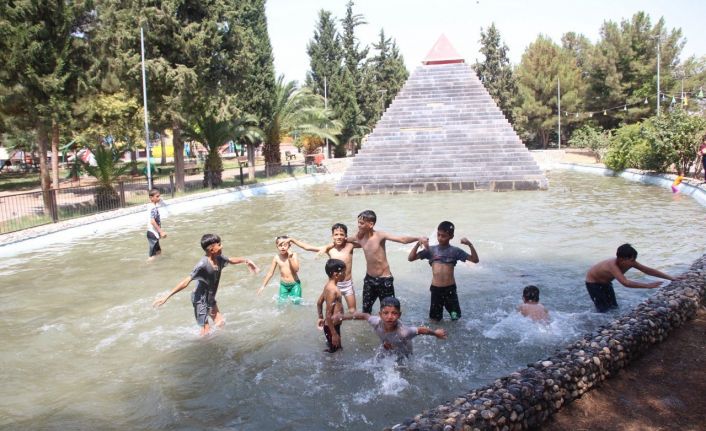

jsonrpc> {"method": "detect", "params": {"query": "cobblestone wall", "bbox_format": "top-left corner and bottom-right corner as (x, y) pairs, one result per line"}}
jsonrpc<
(389, 255), (706, 431)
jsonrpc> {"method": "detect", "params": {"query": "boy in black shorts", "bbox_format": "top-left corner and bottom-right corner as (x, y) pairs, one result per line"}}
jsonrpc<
(408, 221), (479, 321)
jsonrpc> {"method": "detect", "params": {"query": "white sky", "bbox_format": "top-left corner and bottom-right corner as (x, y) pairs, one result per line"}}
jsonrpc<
(266, 0), (706, 84)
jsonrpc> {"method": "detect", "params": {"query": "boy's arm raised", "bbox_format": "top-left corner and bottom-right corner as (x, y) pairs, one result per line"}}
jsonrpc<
(288, 238), (322, 253)
(460, 237), (479, 263)
(417, 326), (447, 339)
(383, 231), (422, 244)
(153, 276), (192, 307)
(228, 256), (260, 273)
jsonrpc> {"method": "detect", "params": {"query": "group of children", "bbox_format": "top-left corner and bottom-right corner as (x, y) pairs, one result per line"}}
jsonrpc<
(149, 193), (677, 355)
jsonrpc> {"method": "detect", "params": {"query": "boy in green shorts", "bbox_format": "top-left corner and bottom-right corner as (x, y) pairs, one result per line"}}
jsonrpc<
(258, 236), (302, 303)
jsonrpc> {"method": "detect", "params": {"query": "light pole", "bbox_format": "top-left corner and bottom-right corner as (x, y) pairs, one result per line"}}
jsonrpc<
(654, 35), (661, 116)
(140, 27), (152, 189)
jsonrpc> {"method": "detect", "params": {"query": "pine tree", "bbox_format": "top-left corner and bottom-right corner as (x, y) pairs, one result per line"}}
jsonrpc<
(340, 1), (369, 126)
(367, 30), (408, 122)
(306, 10), (343, 99)
(474, 23), (517, 122)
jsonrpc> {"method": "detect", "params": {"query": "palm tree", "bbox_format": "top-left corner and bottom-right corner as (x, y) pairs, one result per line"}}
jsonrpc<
(232, 115), (264, 181)
(263, 76), (342, 172)
(183, 116), (236, 187)
(83, 144), (129, 209)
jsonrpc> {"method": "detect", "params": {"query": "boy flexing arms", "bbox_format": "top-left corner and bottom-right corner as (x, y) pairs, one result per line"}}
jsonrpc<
(408, 221), (479, 321)
(356, 210), (421, 313)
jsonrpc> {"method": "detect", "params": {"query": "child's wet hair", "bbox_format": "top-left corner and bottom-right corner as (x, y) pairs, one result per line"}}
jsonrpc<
(522, 285), (540, 302)
(380, 296), (401, 311)
(616, 243), (637, 260)
(331, 223), (348, 235)
(200, 234), (221, 251)
(148, 187), (161, 197)
(357, 210), (376, 223)
(325, 258), (346, 277)
(437, 221), (455, 235)
(275, 235), (289, 244)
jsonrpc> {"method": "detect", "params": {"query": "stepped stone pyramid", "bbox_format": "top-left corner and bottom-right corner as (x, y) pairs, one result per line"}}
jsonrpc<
(335, 35), (547, 195)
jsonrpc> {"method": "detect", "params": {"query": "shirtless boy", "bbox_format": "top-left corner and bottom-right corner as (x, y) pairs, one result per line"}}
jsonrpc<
(317, 259), (346, 352)
(408, 221), (479, 321)
(585, 243), (676, 312)
(356, 210), (421, 313)
(288, 223), (360, 311)
(518, 285), (550, 323)
(258, 236), (302, 303)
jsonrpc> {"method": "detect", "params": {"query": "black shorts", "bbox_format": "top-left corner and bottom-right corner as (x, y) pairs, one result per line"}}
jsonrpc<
(429, 284), (461, 321)
(323, 323), (342, 353)
(362, 274), (395, 313)
(147, 231), (161, 257)
(585, 282), (618, 312)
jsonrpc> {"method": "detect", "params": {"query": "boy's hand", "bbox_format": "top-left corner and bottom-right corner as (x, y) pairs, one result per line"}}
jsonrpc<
(317, 318), (324, 329)
(420, 236), (429, 249)
(434, 328), (447, 339)
(160, 231), (167, 239)
(246, 260), (260, 274)
(460, 237), (471, 246)
(152, 296), (167, 308)
(646, 281), (662, 288)
(256, 286), (265, 295)
(331, 313), (343, 324)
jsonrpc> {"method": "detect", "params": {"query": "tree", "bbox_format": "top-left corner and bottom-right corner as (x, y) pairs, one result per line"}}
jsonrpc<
(513, 35), (585, 148)
(306, 10), (343, 99)
(0, 0), (93, 200)
(83, 144), (130, 210)
(474, 23), (517, 122)
(644, 109), (706, 174)
(586, 12), (684, 128)
(340, 1), (369, 126)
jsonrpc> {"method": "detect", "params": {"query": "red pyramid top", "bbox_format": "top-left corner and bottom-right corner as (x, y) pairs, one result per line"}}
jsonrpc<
(422, 34), (465, 65)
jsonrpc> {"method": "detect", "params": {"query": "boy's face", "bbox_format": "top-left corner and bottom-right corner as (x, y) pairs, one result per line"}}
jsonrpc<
(379, 305), (401, 329)
(277, 239), (290, 253)
(206, 242), (223, 256)
(333, 268), (346, 282)
(332, 228), (347, 245)
(436, 229), (453, 246)
(357, 217), (374, 233)
(149, 193), (161, 204)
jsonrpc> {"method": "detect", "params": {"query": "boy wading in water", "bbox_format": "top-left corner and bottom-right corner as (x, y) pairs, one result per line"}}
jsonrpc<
(408, 221), (479, 321)
(152, 234), (259, 336)
(258, 236), (302, 303)
(518, 285), (550, 323)
(356, 210), (421, 313)
(337, 296), (447, 358)
(318, 259), (346, 353)
(146, 188), (166, 261)
(585, 243), (676, 312)
(289, 223), (360, 312)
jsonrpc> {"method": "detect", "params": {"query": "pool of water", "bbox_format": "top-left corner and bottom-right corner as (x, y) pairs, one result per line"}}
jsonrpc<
(1, 171), (703, 430)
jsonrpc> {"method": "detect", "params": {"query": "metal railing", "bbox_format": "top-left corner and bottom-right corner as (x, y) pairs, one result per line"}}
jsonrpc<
(0, 164), (307, 234)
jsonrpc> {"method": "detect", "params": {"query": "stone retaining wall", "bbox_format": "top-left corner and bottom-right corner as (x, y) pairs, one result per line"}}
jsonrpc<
(389, 255), (706, 431)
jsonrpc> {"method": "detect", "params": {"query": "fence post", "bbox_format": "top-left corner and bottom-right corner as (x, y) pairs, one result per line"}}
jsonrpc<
(118, 181), (126, 207)
(169, 174), (175, 197)
(48, 189), (59, 223)
(287, 161), (292, 175)
(238, 166), (244, 186)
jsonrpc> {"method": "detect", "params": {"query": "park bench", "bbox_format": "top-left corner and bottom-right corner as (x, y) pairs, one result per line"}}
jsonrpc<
(184, 161), (200, 175)
(237, 156), (248, 167)
(285, 150), (296, 161)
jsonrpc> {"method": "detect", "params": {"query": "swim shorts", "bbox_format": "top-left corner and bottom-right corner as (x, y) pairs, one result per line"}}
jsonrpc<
(429, 284), (461, 321)
(191, 290), (216, 327)
(323, 323), (342, 353)
(337, 279), (355, 297)
(279, 279), (302, 303)
(585, 281), (618, 312)
(362, 274), (395, 313)
(147, 231), (161, 257)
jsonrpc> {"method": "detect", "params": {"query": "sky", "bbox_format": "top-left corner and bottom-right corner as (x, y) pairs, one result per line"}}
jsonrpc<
(265, 0), (706, 84)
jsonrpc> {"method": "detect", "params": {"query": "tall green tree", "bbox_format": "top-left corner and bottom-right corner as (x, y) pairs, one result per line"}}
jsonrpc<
(340, 1), (369, 125)
(0, 0), (93, 198)
(306, 10), (343, 100)
(586, 12), (683, 128)
(474, 23), (517, 122)
(513, 35), (585, 148)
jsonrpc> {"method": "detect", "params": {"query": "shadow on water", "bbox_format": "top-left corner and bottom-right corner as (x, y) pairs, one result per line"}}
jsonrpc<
(0, 171), (703, 430)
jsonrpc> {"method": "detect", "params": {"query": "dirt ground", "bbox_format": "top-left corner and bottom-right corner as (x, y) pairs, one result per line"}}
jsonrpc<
(543, 306), (706, 431)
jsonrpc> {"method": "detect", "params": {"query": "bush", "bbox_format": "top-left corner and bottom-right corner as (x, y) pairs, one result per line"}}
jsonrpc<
(604, 123), (650, 171)
(568, 125), (610, 161)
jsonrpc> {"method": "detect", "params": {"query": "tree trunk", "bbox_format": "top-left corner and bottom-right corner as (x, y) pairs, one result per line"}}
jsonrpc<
(160, 132), (167, 165)
(51, 120), (60, 189)
(247, 142), (255, 181)
(172, 122), (185, 191)
(37, 124), (52, 211)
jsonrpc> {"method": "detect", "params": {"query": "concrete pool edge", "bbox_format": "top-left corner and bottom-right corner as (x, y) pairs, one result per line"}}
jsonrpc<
(0, 173), (339, 257)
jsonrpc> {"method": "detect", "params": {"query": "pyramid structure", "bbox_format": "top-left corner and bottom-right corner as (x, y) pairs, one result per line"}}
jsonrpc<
(335, 36), (547, 195)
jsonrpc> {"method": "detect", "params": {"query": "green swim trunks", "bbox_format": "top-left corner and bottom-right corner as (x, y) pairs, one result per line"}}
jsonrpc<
(279, 280), (302, 304)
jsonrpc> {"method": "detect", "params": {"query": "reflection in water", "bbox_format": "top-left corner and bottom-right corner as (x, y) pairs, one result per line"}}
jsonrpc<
(0, 171), (703, 430)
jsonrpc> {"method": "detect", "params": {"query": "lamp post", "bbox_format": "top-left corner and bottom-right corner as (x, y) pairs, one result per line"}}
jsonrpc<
(654, 35), (661, 116)
(140, 27), (152, 189)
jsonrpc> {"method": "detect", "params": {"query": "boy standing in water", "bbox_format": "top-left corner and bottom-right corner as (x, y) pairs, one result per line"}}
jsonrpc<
(258, 236), (302, 303)
(585, 243), (676, 312)
(146, 188), (166, 261)
(337, 296), (446, 358)
(518, 285), (550, 323)
(289, 223), (360, 312)
(152, 234), (259, 336)
(408, 221), (479, 321)
(318, 259), (346, 353)
(356, 210), (421, 313)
